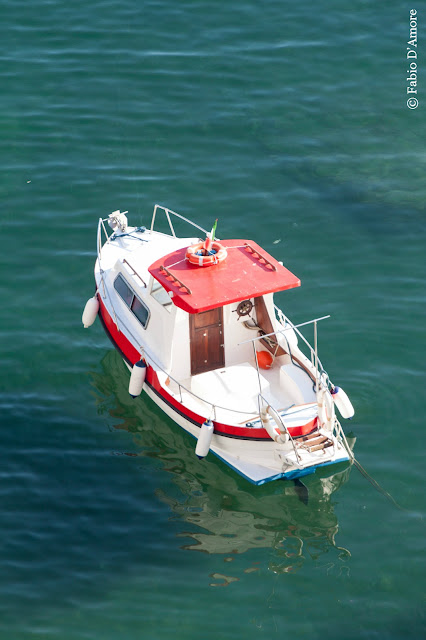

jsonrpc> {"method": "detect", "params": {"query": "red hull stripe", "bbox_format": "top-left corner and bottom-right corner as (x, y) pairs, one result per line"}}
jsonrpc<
(98, 296), (316, 439)
(98, 296), (141, 364)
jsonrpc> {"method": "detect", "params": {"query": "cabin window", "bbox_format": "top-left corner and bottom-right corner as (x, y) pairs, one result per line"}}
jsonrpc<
(114, 274), (150, 328)
(114, 273), (133, 306)
(150, 279), (173, 313)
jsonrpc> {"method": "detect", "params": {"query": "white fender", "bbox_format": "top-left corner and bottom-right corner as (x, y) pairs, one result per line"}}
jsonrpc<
(129, 360), (147, 398)
(331, 386), (355, 419)
(261, 406), (288, 444)
(195, 420), (214, 459)
(82, 295), (99, 328)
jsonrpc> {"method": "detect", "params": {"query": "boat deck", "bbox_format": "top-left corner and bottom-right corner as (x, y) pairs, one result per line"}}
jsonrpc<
(164, 355), (316, 427)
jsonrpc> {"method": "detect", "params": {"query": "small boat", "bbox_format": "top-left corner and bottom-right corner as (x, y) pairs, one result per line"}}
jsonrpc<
(82, 205), (355, 485)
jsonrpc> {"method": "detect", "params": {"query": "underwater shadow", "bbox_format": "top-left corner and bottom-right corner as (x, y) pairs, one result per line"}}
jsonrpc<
(90, 349), (355, 575)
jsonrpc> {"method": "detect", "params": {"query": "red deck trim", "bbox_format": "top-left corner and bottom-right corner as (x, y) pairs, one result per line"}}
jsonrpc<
(98, 297), (315, 439)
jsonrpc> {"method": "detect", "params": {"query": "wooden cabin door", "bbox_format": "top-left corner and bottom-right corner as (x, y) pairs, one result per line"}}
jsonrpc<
(189, 308), (224, 376)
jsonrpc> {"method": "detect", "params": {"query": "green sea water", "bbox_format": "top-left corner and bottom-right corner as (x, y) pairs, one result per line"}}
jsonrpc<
(1, 1), (425, 638)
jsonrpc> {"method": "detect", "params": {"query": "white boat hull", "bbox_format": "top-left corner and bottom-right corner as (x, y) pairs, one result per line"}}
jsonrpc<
(85, 206), (355, 486)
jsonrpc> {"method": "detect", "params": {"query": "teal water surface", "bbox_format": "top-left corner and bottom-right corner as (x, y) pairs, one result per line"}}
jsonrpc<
(1, 1), (425, 638)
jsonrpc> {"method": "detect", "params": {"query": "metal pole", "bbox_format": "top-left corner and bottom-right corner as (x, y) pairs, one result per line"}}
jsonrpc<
(314, 320), (318, 393)
(253, 341), (263, 393)
(238, 315), (330, 346)
(150, 204), (158, 231)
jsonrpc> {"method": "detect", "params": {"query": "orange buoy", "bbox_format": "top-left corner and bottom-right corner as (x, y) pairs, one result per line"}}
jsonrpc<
(256, 350), (273, 369)
(186, 240), (227, 267)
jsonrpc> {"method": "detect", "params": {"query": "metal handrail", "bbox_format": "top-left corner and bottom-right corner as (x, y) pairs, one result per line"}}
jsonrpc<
(97, 217), (112, 260)
(150, 204), (210, 238)
(274, 305), (329, 383)
(122, 258), (148, 288)
(238, 315), (330, 346)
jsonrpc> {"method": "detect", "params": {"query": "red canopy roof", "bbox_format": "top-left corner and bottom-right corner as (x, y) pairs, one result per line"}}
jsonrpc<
(148, 239), (300, 313)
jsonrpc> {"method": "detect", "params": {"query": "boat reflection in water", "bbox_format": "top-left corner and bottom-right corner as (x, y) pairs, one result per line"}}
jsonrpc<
(91, 350), (355, 576)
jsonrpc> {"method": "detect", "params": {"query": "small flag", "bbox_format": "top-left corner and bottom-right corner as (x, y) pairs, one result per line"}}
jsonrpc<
(204, 219), (218, 253)
(211, 218), (218, 241)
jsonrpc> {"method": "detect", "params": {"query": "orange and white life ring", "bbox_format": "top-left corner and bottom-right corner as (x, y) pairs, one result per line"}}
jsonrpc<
(260, 405), (288, 444)
(186, 240), (228, 267)
(317, 387), (335, 431)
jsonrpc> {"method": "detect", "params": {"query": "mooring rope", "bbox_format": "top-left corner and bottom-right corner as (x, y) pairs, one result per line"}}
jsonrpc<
(352, 457), (405, 510)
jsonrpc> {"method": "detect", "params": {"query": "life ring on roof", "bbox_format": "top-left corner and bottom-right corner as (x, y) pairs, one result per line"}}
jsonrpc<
(186, 240), (228, 267)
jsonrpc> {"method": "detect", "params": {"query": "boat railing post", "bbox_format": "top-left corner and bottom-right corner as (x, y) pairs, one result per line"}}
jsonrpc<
(274, 408), (301, 465)
(97, 218), (103, 260)
(165, 208), (176, 237)
(257, 392), (262, 417)
(150, 204), (159, 231)
(314, 320), (319, 393)
(335, 416), (355, 461)
(252, 341), (263, 393)
(100, 219), (110, 245)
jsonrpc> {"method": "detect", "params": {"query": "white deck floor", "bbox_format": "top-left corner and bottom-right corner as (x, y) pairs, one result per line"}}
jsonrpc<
(164, 356), (316, 427)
